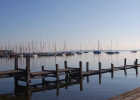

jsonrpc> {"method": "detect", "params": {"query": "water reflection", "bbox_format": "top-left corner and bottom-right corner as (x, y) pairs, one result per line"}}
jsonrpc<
(0, 66), (138, 100)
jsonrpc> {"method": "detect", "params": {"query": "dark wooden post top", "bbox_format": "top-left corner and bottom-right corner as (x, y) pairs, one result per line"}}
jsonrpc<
(15, 55), (18, 70)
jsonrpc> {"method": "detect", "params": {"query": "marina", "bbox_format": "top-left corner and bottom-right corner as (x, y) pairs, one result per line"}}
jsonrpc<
(1, 0), (140, 100)
(0, 51), (140, 99)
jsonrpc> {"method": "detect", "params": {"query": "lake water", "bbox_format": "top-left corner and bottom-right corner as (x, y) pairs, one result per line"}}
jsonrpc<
(0, 51), (140, 100)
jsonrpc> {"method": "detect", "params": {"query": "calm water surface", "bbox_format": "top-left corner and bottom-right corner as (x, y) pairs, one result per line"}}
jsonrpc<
(0, 51), (140, 100)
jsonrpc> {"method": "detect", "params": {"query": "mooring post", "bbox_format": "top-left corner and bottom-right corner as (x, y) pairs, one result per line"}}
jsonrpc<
(79, 61), (82, 77)
(42, 66), (45, 87)
(14, 55), (18, 88)
(64, 61), (67, 69)
(99, 62), (101, 74)
(135, 59), (138, 68)
(135, 59), (138, 75)
(111, 63), (114, 73)
(26, 55), (30, 86)
(15, 55), (18, 70)
(124, 58), (126, 69)
(86, 62), (89, 72)
(64, 61), (68, 77)
(56, 64), (59, 81)
(111, 63), (114, 78)
(42, 66), (44, 71)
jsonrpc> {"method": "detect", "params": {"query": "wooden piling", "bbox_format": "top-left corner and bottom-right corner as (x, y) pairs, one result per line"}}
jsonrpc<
(124, 58), (126, 68)
(111, 63), (114, 73)
(99, 62), (101, 74)
(64, 61), (67, 69)
(56, 64), (59, 81)
(14, 55), (18, 88)
(42, 66), (44, 71)
(135, 59), (138, 68)
(15, 55), (18, 70)
(124, 58), (126, 66)
(79, 61), (82, 77)
(135, 59), (138, 74)
(56, 64), (60, 95)
(26, 55), (30, 86)
(86, 62), (89, 72)
(42, 66), (45, 87)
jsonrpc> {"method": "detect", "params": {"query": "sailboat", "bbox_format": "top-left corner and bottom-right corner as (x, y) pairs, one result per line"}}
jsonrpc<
(106, 41), (114, 54)
(84, 46), (88, 53)
(131, 44), (137, 53)
(114, 42), (119, 54)
(76, 43), (82, 54)
(93, 39), (101, 54)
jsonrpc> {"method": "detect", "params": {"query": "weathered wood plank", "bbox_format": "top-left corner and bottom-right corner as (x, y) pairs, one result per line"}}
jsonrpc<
(31, 71), (54, 76)
(0, 70), (26, 75)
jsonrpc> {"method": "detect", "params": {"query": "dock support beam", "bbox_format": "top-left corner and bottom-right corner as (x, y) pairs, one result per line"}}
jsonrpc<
(56, 64), (59, 81)
(124, 58), (126, 69)
(99, 62), (101, 74)
(111, 63), (114, 73)
(64, 61), (68, 77)
(111, 63), (114, 78)
(86, 62), (89, 83)
(14, 55), (18, 88)
(65, 61), (67, 69)
(135, 59), (138, 68)
(99, 62), (101, 84)
(42, 66), (44, 71)
(15, 55), (18, 70)
(26, 55), (30, 86)
(135, 59), (138, 75)
(56, 64), (59, 96)
(42, 66), (45, 87)
(79, 61), (82, 77)
(86, 62), (89, 72)
(124, 58), (127, 75)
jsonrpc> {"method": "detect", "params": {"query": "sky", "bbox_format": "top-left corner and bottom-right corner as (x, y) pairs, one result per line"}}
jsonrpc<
(0, 0), (140, 52)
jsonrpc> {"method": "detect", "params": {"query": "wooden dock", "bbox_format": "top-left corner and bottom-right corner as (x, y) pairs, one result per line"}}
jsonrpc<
(0, 55), (139, 99)
(0, 55), (139, 87)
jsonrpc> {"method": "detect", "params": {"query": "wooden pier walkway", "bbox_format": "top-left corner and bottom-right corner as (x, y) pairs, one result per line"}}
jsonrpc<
(0, 55), (140, 99)
(0, 55), (139, 86)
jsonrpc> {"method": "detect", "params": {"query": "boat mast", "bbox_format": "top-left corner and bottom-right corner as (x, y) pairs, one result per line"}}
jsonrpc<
(117, 42), (118, 51)
(98, 39), (99, 51)
(134, 44), (136, 50)
(111, 41), (112, 52)
(80, 42), (81, 52)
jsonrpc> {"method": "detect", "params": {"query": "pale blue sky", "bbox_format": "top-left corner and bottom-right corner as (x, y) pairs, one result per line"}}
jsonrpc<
(0, 0), (140, 51)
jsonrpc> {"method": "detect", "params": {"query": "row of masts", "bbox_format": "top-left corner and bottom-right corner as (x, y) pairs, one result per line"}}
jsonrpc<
(0, 39), (137, 56)
(0, 40), (69, 54)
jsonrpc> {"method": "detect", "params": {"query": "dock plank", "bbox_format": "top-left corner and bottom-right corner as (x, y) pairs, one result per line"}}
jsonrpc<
(0, 70), (26, 75)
